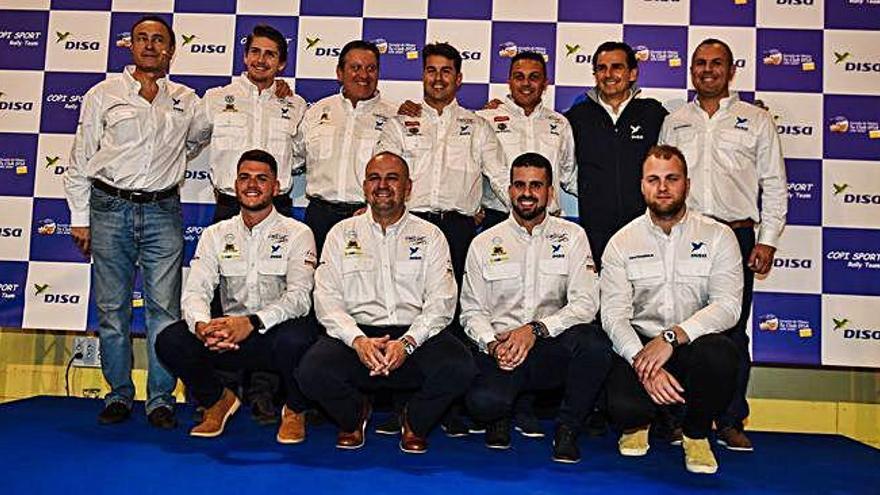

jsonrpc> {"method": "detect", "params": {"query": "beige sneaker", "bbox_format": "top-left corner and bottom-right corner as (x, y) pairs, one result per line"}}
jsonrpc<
(276, 405), (306, 444)
(190, 388), (240, 438)
(619, 426), (650, 456)
(683, 435), (719, 474)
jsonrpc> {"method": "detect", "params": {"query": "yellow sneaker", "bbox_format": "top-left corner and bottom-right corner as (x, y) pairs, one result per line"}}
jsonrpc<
(683, 435), (719, 474)
(618, 427), (650, 457)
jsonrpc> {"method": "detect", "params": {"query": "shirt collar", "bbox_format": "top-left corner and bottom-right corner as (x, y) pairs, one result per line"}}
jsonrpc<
(596, 88), (635, 119)
(643, 207), (690, 238)
(123, 65), (167, 95)
(422, 99), (459, 121)
(237, 207), (279, 236)
(694, 91), (740, 113)
(340, 88), (381, 112)
(503, 95), (545, 118)
(237, 73), (277, 100)
(507, 212), (550, 239)
(366, 207), (409, 236)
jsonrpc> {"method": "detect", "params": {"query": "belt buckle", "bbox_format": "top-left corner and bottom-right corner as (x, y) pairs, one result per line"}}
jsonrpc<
(129, 190), (148, 203)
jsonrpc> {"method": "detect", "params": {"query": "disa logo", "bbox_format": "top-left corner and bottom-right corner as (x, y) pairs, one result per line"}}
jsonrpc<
(305, 36), (339, 57)
(564, 44), (590, 64)
(55, 31), (100, 51)
(832, 182), (880, 205)
(184, 170), (210, 180)
(33, 283), (81, 304)
(832, 317), (880, 341)
(833, 51), (880, 73)
(0, 91), (34, 112)
(45, 155), (66, 175)
(182, 33), (226, 54)
(0, 226), (23, 238)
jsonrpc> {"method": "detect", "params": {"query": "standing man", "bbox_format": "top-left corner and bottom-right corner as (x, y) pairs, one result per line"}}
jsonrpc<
(156, 149), (318, 442)
(476, 51), (577, 230)
(295, 40), (398, 255)
(460, 152), (611, 463)
(65, 15), (197, 428)
(297, 152), (477, 454)
(565, 41), (668, 266)
(190, 24), (307, 221)
(600, 145), (742, 474)
(659, 38), (787, 451)
(375, 42), (508, 288)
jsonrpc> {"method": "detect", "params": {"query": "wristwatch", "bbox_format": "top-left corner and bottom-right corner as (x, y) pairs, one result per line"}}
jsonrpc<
(529, 321), (549, 338)
(399, 337), (416, 356)
(248, 314), (265, 332)
(662, 329), (679, 349)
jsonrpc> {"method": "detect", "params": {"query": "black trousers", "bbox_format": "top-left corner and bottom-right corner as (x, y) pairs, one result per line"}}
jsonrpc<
(604, 333), (739, 439)
(479, 208), (508, 233)
(156, 317), (318, 412)
(716, 225), (755, 431)
(297, 326), (477, 437)
(466, 324), (612, 430)
(412, 210), (475, 289)
(213, 192), (293, 223)
(304, 197), (365, 258)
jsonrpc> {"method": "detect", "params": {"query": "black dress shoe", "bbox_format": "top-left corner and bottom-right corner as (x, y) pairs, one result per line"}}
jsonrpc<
(375, 414), (401, 435)
(148, 406), (177, 429)
(97, 402), (131, 425)
(552, 424), (581, 464)
(485, 418), (511, 450)
(250, 398), (278, 426)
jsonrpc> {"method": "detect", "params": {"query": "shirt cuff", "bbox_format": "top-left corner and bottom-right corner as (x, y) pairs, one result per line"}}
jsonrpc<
(541, 315), (566, 338)
(70, 209), (90, 227)
(341, 326), (367, 349)
(757, 226), (781, 248)
(677, 319), (707, 344)
(255, 309), (277, 334)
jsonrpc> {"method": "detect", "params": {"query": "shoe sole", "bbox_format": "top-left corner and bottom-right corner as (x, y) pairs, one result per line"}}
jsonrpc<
(686, 463), (718, 474)
(336, 409), (370, 450)
(190, 397), (241, 438)
(468, 428), (486, 434)
(276, 434), (305, 445)
(399, 442), (428, 454)
(670, 439), (683, 446)
(619, 446), (650, 457)
(486, 443), (511, 450)
(375, 428), (399, 436)
(441, 426), (469, 438)
(514, 426), (545, 438)
(552, 456), (581, 464)
(716, 439), (753, 452)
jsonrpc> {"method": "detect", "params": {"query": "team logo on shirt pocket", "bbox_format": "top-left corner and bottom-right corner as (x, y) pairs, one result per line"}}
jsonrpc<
(734, 117), (749, 131)
(270, 243), (283, 259)
(344, 231), (363, 257)
(489, 237), (509, 263)
(373, 114), (387, 131)
(223, 95), (237, 112)
(171, 97), (184, 113)
(280, 105), (291, 120)
(551, 243), (565, 259)
(549, 122), (560, 136)
(220, 234), (240, 260)
(630, 124), (644, 140)
(690, 241), (708, 259)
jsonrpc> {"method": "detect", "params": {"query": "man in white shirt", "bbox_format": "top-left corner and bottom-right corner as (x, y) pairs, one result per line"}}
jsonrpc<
(297, 151), (477, 454)
(460, 152), (611, 464)
(156, 149), (318, 442)
(294, 40), (398, 255)
(600, 145), (742, 474)
(189, 24), (307, 221)
(659, 39), (787, 451)
(64, 16), (197, 429)
(476, 51), (577, 230)
(375, 42), (508, 288)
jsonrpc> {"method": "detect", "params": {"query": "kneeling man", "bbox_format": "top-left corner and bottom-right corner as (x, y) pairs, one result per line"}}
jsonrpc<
(460, 152), (612, 464)
(157, 149), (318, 442)
(600, 145), (742, 474)
(297, 151), (477, 454)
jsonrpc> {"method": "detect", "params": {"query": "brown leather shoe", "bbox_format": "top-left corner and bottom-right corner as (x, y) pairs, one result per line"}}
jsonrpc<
(276, 405), (306, 444)
(336, 399), (371, 450)
(190, 388), (241, 438)
(399, 411), (428, 454)
(716, 426), (754, 452)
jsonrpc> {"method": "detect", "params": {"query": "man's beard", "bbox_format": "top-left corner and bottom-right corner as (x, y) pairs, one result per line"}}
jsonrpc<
(647, 197), (685, 220)
(513, 197), (546, 221)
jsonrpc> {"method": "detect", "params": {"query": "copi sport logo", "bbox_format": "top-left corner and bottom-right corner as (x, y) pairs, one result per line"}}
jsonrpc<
(182, 33), (226, 54)
(305, 36), (339, 57)
(831, 317), (880, 340)
(55, 30), (100, 51)
(833, 50), (880, 73)
(33, 283), (81, 304)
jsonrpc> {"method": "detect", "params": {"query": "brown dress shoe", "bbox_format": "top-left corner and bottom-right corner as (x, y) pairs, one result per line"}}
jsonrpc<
(277, 405), (306, 444)
(399, 412), (428, 454)
(190, 388), (241, 438)
(716, 426), (754, 452)
(336, 399), (371, 450)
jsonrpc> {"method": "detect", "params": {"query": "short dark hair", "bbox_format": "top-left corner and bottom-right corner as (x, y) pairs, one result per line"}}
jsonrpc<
(131, 15), (175, 47)
(246, 24), (288, 64)
(508, 51), (547, 78)
(592, 41), (637, 72)
(694, 38), (735, 68)
(368, 151), (410, 181)
(237, 149), (278, 177)
(337, 40), (381, 71)
(423, 42), (462, 73)
(510, 152), (553, 185)
(644, 145), (688, 177)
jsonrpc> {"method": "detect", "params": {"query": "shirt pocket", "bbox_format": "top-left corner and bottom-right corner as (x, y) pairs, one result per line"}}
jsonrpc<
(483, 262), (521, 299)
(258, 259), (287, 301)
(675, 259), (710, 298)
(394, 259), (424, 305)
(104, 107), (140, 143)
(268, 117), (294, 156)
(446, 134), (473, 172)
(626, 260), (664, 288)
(214, 113), (247, 151)
(309, 125), (335, 161)
(341, 256), (376, 302)
(355, 130), (381, 180)
(538, 258), (569, 302)
(716, 129), (757, 172)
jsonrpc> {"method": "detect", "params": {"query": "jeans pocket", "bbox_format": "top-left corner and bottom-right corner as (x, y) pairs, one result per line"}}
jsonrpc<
(90, 187), (127, 213)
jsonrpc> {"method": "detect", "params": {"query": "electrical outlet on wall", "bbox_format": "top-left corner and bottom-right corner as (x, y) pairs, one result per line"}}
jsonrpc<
(72, 336), (101, 368)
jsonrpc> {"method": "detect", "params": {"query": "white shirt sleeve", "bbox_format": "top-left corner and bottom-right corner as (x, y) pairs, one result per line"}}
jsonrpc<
(185, 93), (212, 160)
(677, 226), (743, 342)
(403, 228), (457, 347)
(600, 239), (646, 364)
(256, 227), (316, 331)
(459, 242), (498, 352)
(374, 117), (405, 157)
(541, 228), (599, 337)
(65, 87), (104, 227)
(474, 119), (511, 209)
(314, 226), (366, 348)
(755, 111), (788, 248)
(558, 120), (578, 196)
(182, 228), (221, 334)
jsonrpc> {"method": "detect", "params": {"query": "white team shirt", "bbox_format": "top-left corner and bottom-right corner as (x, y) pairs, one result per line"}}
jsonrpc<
(189, 75), (307, 195)
(460, 214), (599, 353)
(315, 209), (457, 349)
(659, 92), (787, 247)
(182, 208), (316, 334)
(65, 65), (199, 226)
(600, 209), (743, 364)
(375, 99), (509, 216)
(476, 96), (577, 214)
(293, 91), (398, 204)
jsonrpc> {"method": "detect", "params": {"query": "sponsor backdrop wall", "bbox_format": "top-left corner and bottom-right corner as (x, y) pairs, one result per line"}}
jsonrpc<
(0, 0), (878, 368)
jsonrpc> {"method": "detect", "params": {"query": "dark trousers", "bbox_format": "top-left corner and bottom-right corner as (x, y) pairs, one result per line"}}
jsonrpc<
(604, 333), (739, 439)
(304, 197), (365, 258)
(716, 226), (755, 431)
(214, 192), (293, 223)
(156, 317), (318, 412)
(466, 324), (612, 430)
(297, 327), (477, 437)
(412, 210), (475, 290)
(479, 208), (508, 233)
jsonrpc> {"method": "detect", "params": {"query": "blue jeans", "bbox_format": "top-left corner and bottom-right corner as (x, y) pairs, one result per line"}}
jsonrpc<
(89, 186), (182, 414)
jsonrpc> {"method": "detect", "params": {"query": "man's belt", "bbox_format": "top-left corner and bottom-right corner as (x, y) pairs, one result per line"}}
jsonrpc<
(307, 196), (365, 216)
(217, 191), (292, 208)
(711, 216), (755, 230)
(413, 210), (470, 223)
(93, 180), (178, 204)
